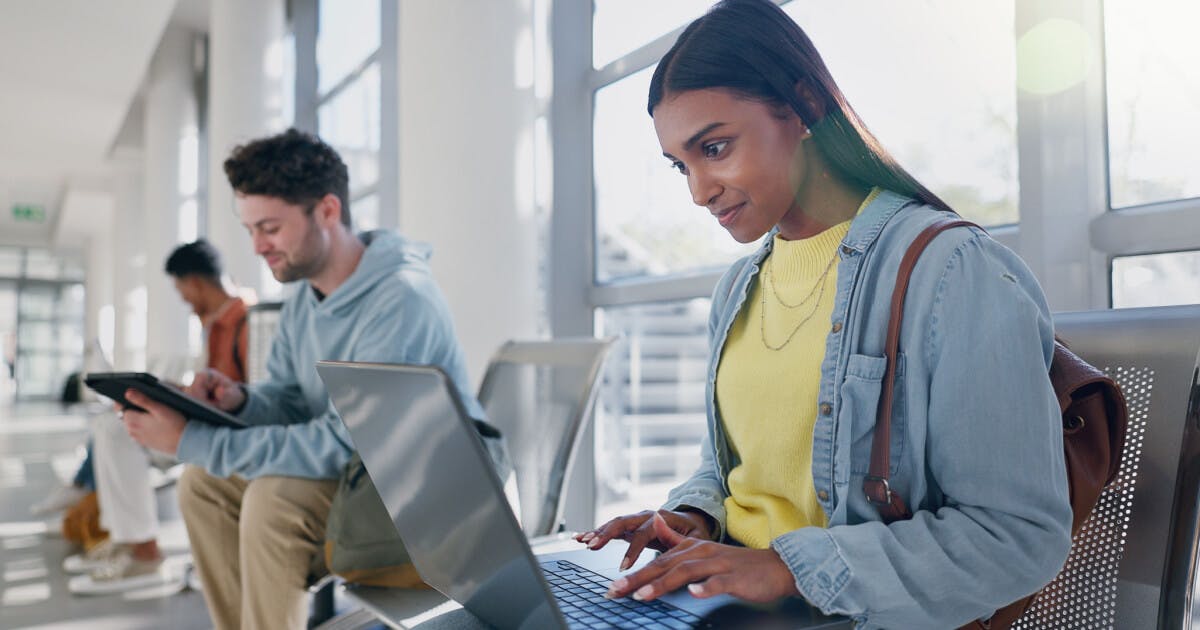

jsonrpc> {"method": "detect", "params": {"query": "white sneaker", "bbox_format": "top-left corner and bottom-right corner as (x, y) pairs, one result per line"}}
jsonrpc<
(30, 484), (89, 517)
(68, 553), (168, 596)
(63, 539), (127, 574)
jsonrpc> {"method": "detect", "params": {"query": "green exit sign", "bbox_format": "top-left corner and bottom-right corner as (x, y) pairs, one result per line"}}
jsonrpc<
(11, 204), (45, 223)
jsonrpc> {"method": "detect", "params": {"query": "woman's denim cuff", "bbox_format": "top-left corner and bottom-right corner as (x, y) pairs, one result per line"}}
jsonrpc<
(771, 528), (853, 613)
(661, 493), (726, 541)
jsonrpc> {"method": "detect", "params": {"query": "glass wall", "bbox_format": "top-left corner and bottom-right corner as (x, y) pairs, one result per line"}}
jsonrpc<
(1111, 251), (1200, 309)
(594, 65), (758, 283)
(315, 0), (383, 231)
(1102, 0), (1200, 307)
(594, 298), (710, 522)
(0, 280), (16, 404)
(1105, 0), (1200, 209)
(784, 0), (1018, 226)
(591, 1), (712, 69)
(0, 246), (86, 402)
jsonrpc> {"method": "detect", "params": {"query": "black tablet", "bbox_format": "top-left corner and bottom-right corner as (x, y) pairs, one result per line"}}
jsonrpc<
(84, 371), (247, 429)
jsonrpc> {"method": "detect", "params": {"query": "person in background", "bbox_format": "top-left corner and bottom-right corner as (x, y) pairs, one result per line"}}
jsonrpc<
(30, 443), (93, 518)
(578, 2), (1071, 628)
(118, 129), (500, 630)
(164, 239), (249, 384)
(66, 240), (248, 596)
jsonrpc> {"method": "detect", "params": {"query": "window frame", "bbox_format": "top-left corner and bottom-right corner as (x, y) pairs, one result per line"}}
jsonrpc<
(291, 0), (398, 231)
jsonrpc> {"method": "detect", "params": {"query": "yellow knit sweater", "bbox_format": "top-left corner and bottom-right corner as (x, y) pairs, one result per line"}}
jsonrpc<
(716, 191), (877, 549)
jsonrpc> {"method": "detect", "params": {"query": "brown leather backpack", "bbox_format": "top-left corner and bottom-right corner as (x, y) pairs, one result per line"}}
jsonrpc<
(865, 217), (1129, 630)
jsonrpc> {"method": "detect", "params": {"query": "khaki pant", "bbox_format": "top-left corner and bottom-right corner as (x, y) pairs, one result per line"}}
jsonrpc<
(178, 466), (337, 630)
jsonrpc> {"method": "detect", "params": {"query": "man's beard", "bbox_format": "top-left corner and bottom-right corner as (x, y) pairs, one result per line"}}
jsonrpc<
(270, 219), (327, 283)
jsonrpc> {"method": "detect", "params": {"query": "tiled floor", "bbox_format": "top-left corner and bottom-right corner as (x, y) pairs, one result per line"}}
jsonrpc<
(0, 402), (210, 629)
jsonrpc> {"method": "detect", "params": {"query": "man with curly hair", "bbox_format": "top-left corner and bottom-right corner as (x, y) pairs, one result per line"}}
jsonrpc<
(118, 129), (495, 629)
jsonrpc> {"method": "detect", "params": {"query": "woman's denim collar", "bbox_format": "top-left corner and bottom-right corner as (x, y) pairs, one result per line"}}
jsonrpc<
(752, 189), (916, 261)
(842, 189), (917, 253)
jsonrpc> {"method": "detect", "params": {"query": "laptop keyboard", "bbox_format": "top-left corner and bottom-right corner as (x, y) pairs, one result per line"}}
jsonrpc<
(540, 560), (709, 630)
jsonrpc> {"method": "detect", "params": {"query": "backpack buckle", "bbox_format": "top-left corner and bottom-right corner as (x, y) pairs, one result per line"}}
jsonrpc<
(863, 475), (895, 507)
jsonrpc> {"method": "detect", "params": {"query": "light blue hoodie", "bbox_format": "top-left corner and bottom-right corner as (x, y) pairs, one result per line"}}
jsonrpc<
(176, 230), (484, 480)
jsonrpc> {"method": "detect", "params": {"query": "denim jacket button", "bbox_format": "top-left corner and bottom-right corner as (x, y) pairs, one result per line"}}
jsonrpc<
(841, 246), (854, 255)
(817, 490), (829, 501)
(819, 403), (832, 416)
(831, 322), (843, 333)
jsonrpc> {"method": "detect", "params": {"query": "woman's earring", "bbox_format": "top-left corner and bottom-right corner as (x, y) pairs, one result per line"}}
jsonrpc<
(800, 125), (813, 139)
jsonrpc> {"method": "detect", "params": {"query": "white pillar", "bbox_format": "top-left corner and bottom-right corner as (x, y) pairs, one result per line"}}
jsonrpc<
(207, 0), (287, 298)
(143, 26), (198, 366)
(397, 0), (544, 383)
(1015, 0), (1110, 311)
(84, 202), (114, 371)
(111, 162), (146, 371)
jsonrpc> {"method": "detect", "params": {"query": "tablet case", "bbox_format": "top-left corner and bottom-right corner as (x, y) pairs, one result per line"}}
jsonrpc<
(84, 371), (247, 429)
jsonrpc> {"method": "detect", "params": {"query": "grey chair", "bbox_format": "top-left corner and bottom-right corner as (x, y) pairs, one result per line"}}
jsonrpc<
(1012, 304), (1200, 629)
(477, 337), (615, 537)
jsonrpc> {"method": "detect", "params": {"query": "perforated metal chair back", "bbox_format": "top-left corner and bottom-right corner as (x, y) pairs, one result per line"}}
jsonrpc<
(477, 337), (615, 537)
(1011, 305), (1200, 630)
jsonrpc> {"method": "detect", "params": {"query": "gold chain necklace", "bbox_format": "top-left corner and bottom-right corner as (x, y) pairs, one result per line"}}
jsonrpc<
(759, 264), (832, 351)
(763, 248), (839, 309)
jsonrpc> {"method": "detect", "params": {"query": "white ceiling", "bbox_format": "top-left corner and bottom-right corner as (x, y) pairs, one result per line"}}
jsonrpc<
(56, 188), (115, 250)
(0, 0), (180, 247)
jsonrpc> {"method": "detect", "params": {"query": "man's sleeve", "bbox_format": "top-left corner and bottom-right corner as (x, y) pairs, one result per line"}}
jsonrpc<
(177, 283), (463, 479)
(178, 399), (352, 478)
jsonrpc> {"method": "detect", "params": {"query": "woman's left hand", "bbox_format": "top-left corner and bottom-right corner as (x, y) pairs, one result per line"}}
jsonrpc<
(605, 514), (800, 603)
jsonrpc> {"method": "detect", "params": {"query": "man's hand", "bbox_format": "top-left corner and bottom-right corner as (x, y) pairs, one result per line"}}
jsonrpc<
(603, 514), (800, 603)
(575, 508), (715, 571)
(121, 389), (188, 456)
(188, 368), (245, 411)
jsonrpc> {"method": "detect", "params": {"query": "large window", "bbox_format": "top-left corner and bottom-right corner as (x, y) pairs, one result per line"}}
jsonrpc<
(317, 0), (381, 230)
(297, 0), (394, 232)
(316, 0), (380, 95)
(594, 299), (710, 522)
(784, 0), (1018, 226)
(0, 247), (86, 402)
(594, 65), (757, 283)
(1112, 251), (1200, 309)
(1105, 0), (1200, 209)
(1101, 0), (1200, 307)
(592, 1), (713, 69)
(593, 1), (1019, 286)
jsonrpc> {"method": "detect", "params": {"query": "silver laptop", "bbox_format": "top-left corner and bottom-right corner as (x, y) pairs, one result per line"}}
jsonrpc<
(317, 360), (851, 630)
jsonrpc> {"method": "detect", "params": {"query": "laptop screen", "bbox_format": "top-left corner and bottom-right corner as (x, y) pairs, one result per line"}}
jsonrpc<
(318, 361), (562, 630)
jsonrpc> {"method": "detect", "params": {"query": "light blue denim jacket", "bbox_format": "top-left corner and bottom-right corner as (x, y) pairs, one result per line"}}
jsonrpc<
(662, 191), (1072, 629)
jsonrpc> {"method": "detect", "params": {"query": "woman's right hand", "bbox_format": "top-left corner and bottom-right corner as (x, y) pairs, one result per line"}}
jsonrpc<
(187, 368), (246, 411)
(575, 509), (716, 571)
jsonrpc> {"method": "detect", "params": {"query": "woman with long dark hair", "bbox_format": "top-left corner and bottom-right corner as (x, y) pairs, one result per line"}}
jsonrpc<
(577, 1), (1071, 627)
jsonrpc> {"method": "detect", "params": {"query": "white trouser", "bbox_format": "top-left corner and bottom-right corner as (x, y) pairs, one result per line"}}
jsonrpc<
(91, 412), (158, 543)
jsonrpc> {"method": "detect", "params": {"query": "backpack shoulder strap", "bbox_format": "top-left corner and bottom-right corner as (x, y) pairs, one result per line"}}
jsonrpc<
(865, 215), (980, 522)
